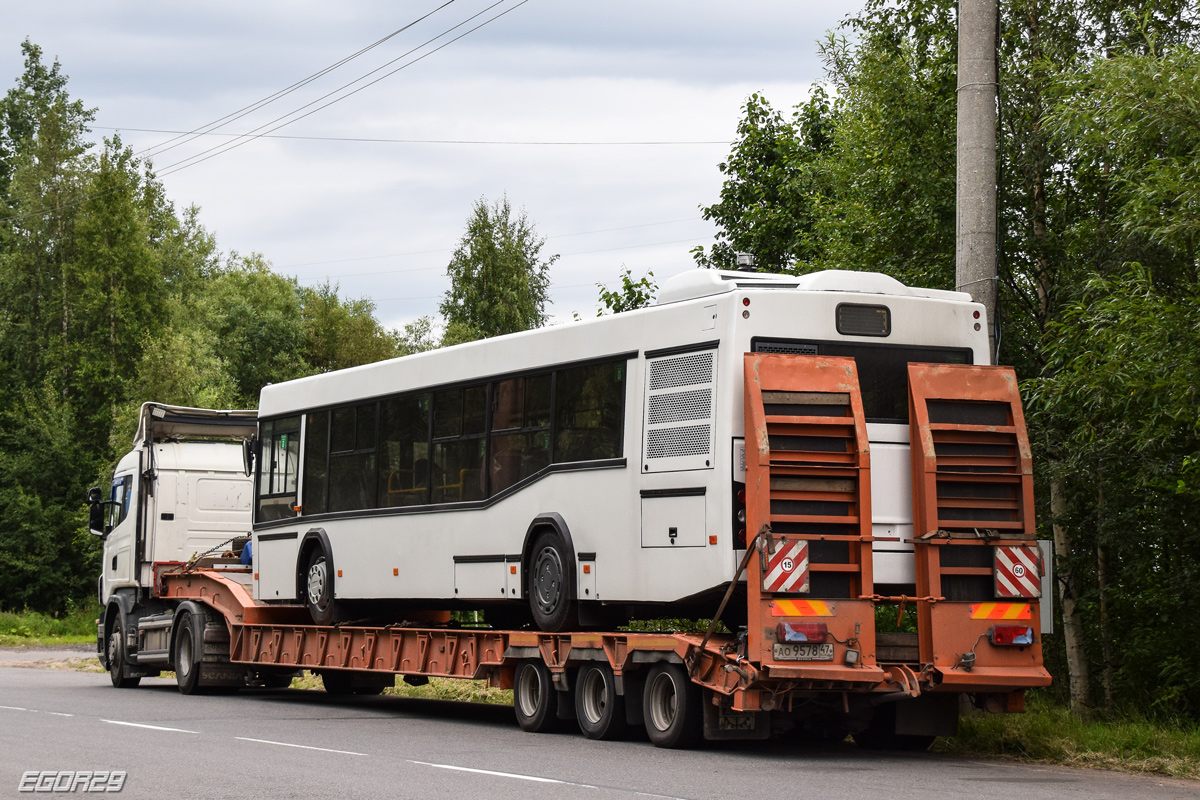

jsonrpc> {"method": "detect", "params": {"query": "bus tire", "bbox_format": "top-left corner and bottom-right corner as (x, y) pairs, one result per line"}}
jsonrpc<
(513, 660), (561, 733)
(643, 663), (702, 749)
(304, 547), (342, 626)
(575, 663), (627, 740)
(528, 531), (578, 632)
(173, 610), (205, 695)
(107, 617), (140, 689)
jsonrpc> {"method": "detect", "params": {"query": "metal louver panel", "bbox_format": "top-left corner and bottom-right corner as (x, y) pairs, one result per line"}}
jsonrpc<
(642, 349), (717, 472)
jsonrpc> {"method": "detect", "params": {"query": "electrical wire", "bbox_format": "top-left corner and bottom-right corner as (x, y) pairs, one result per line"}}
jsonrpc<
(156, 0), (528, 178)
(138, 1), (458, 161)
(97, 127), (730, 147)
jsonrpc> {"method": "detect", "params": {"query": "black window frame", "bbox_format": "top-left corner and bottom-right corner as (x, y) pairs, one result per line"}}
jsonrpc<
(255, 352), (633, 525)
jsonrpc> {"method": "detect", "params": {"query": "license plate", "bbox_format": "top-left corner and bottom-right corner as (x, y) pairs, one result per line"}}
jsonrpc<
(773, 642), (835, 661)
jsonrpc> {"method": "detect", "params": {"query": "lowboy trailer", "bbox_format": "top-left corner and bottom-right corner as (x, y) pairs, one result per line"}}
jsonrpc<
(97, 355), (1050, 749)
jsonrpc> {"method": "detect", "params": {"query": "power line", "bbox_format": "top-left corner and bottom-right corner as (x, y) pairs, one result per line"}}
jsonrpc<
(156, 0), (528, 177)
(295, 234), (714, 283)
(281, 217), (704, 272)
(138, 1), (458, 161)
(97, 126), (731, 147)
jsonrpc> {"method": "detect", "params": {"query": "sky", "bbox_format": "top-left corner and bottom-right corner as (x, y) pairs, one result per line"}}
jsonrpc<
(0, 1), (866, 330)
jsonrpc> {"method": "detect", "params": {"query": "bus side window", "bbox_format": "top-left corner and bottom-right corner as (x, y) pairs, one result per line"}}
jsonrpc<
(554, 361), (625, 462)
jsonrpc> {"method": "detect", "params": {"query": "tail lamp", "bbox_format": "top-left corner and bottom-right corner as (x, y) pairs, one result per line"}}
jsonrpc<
(776, 622), (828, 643)
(989, 625), (1034, 646)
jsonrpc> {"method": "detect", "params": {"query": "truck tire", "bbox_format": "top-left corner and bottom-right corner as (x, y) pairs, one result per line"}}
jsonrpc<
(173, 610), (206, 695)
(107, 618), (140, 689)
(575, 663), (627, 740)
(513, 660), (561, 733)
(528, 532), (578, 632)
(305, 548), (343, 626)
(643, 663), (702, 749)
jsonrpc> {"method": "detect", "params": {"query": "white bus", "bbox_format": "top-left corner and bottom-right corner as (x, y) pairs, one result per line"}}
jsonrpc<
(251, 269), (988, 630)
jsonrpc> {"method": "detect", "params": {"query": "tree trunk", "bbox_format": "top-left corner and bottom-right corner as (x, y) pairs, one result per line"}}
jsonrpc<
(1050, 466), (1090, 714)
(1095, 484), (1114, 710)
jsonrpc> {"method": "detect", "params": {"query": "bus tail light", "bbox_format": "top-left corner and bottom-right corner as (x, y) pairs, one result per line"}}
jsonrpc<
(989, 625), (1033, 646)
(776, 622), (827, 643)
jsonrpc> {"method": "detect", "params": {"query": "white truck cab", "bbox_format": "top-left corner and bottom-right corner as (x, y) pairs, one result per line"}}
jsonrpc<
(88, 403), (257, 686)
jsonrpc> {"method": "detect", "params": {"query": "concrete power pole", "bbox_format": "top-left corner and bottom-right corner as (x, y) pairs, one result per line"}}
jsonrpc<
(956, 0), (999, 362)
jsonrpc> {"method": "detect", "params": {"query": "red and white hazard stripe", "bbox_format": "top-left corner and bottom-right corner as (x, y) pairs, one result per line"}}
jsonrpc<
(994, 545), (1041, 598)
(763, 539), (809, 594)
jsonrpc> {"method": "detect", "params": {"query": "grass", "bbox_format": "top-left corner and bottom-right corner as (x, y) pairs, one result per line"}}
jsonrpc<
(291, 670), (513, 705)
(0, 606), (100, 647)
(935, 692), (1200, 779)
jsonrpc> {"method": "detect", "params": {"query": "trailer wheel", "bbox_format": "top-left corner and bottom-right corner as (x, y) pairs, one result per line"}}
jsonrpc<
(513, 660), (561, 733)
(528, 531), (578, 632)
(305, 548), (343, 626)
(107, 618), (140, 689)
(575, 663), (627, 740)
(173, 610), (206, 695)
(643, 663), (702, 749)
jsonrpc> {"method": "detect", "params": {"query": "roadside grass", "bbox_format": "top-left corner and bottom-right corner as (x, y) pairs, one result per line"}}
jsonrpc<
(290, 670), (512, 704)
(0, 606), (100, 647)
(935, 693), (1200, 779)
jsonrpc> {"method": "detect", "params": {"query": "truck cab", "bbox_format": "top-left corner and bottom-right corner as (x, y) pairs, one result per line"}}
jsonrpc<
(89, 403), (257, 686)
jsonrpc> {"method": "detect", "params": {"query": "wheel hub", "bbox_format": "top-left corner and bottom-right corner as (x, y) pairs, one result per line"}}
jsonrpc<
(532, 548), (562, 614)
(307, 559), (328, 607)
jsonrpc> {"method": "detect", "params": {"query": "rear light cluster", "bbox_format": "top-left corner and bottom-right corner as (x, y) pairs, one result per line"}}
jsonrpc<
(776, 622), (827, 643)
(989, 625), (1034, 646)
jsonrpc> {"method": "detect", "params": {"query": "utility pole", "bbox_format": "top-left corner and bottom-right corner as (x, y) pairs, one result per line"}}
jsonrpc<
(956, 0), (999, 362)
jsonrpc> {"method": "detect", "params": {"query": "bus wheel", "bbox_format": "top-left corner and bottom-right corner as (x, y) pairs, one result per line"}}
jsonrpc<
(575, 663), (627, 740)
(173, 610), (205, 695)
(107, 617), (140, 689)
(643, 663), (702, 749)
(513, 660), (561, 733)
(304, 548), (342, 625)
(528, 532), (578, 632)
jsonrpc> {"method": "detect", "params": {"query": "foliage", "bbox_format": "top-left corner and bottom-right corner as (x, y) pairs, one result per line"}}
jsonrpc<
(597, 267), (656, 314)
(440, 195), (556, 342)
(0, 604), (100, 646)
(936, 692), (1200, 779)
(0, 43), (404, 613)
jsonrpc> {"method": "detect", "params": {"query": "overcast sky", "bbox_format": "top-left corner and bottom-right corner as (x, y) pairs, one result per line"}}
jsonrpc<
(1, 1), (864, 330)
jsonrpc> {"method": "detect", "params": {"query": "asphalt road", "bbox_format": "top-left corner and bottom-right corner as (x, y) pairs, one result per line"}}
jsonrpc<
(0, 666), (1194, 800)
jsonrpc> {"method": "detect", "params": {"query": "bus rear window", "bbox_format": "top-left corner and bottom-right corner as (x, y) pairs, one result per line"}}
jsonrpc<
(752, 340), (971, 423)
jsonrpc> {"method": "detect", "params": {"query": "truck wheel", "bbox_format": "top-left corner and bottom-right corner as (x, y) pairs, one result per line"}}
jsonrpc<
(173, 610), (206, 695)
(107, 618), (140, 689)
(513, 660), (561, 733)
(528, 532), (577, 632)
(643, 663), (702, 749)
(575, 663), (627, 740)
(305, 548), (343, 626)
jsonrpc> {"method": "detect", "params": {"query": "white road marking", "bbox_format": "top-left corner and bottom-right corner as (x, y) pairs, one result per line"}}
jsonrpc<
(236, 737), (365, 756)
(101, 719), (198, 733)
(46, 712), (74, 717)
(407, 760), (597, 788)
(0, 705), (29, 711)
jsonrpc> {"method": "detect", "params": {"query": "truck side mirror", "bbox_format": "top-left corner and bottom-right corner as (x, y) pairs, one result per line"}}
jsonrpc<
(87, 486), (103, 504)
(243, 438), (255, 478)
(88, 501), (107, 538)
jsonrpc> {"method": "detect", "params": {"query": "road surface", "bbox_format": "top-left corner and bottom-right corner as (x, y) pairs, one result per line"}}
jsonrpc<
(0, 665), (1193, 800)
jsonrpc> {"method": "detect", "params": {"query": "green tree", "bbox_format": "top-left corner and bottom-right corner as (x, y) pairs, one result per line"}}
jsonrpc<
(300, 280), (398, 373)
(439, 195), (556, 342)
(596, 267), (656, 314)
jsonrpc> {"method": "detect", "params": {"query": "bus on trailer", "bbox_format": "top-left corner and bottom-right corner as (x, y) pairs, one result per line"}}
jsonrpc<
(250, 268), (989, 631)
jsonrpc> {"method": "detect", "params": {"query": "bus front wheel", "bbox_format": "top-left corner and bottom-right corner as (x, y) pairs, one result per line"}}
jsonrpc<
(528, 532), (578, 632)
(304, 548), (343, 626)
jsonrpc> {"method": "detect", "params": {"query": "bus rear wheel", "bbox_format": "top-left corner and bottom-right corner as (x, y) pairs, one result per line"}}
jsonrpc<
(528, 532), (578, 632)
